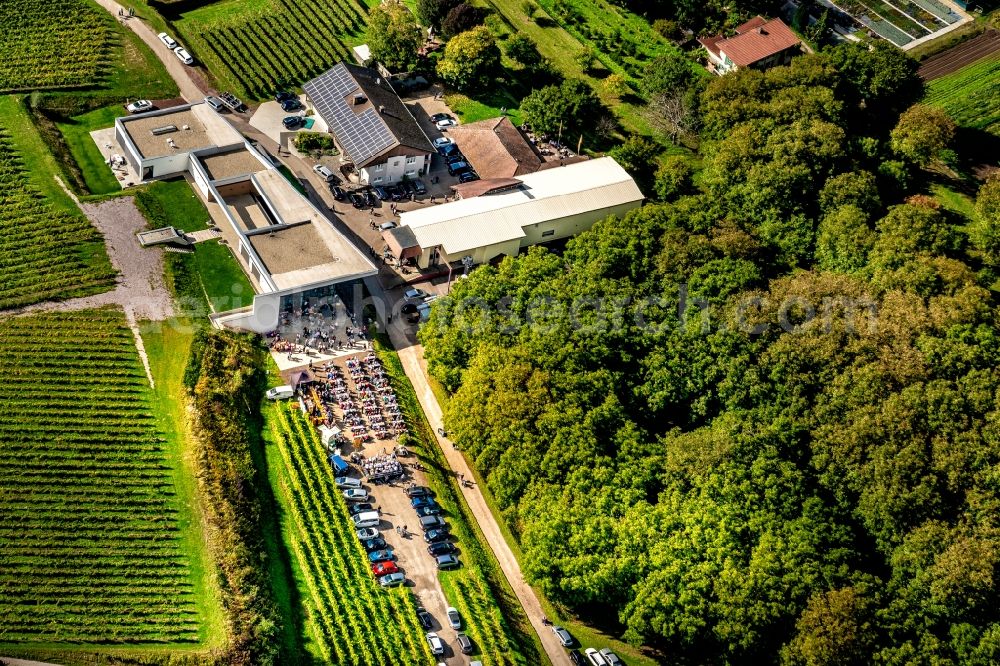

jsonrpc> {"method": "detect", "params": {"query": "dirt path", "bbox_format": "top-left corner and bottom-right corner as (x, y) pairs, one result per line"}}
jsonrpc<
(92, 0), (208, 102)
(378, 305), (571, 666)
(0, 190), (173, 385)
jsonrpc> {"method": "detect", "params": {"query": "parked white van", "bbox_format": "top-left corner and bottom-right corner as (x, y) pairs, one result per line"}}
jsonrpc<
(265, 385), (294, 400)
(352, 511), (380, 528)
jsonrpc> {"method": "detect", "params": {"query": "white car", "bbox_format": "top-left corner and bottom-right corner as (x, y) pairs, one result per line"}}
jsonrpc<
(342, 488), (369, 502)
(125, 100), (153, 114)
(313, 164), (336, 182)
(335, 476), (362, 489)
(265, 385), (294, 400)
(584, 648), (608, 666)
(403, 287), (429, 301)
(433, 137), (453, 149)
(599, 648), (623, 666)
(435, 118), (457, 130)
(426, 632), (445, 655)
(174, 47), (194, 65)
(157, 32), (178, 49)
(356, 527), (379, 540)
(446, 606), (461, 629)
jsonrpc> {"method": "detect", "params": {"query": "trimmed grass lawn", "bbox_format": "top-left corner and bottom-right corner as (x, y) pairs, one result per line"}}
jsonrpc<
(56, 106), (124, 195)
(930, 181), (979, 229)
(279, 165), (308, 195)
(446, 90), (524, 126)
(140, 320), (228, 650)
(191, 240), (256, 312)
(138, 179), (213, 233)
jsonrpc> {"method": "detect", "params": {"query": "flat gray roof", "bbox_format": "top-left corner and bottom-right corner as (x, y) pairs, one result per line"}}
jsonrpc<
(121, 105), (244, 159)
(199, 150), (266, 180)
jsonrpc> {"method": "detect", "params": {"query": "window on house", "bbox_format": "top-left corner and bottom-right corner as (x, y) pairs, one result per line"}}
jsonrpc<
(405, 169), (416, 176)
(406, 156), (416, 164)
(373, 176), (383, 183)
(541, 230), (555, 237)
(374, 164), (384, 171)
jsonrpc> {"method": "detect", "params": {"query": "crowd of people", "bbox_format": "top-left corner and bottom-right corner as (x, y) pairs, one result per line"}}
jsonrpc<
(266, 300), (371, 359)
(303, 354), (405, 447)
(360, 452), (405, 483)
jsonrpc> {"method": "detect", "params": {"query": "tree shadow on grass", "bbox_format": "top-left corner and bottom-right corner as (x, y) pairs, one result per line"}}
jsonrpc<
(953, 126), (1000, 187)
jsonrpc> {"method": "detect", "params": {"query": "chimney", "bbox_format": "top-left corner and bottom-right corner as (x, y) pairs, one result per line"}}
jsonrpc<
(354, 94), (366, 105)
(379, 105), (386, 114)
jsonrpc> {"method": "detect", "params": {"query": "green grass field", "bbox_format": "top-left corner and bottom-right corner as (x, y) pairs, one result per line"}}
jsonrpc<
(925, 54), (1000, 134)
(190, 240), (257, 311)
(56, 106), (126, 195)
(0, 310), (206, 646)
(174, 0), (367, 99)
(0, 96), (115, 309)
(135, 179), (212, 233)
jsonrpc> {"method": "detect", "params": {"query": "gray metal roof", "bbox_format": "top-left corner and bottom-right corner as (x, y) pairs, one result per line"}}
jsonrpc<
(304, 63), (433, 167)
(403, 157), (644, 256)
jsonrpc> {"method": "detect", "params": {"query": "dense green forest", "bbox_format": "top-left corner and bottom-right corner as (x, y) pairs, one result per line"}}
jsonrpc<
(420, 42), (1000, 664)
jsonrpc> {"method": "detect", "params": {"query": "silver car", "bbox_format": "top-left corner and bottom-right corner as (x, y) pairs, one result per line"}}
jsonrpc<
(342, 488), (369, 502)
(552, 625), (573, 647)
(599, 647), (623, 665)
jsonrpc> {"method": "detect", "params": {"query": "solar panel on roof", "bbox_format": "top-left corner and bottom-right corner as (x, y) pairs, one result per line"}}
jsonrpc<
(304, 64), (396, 166)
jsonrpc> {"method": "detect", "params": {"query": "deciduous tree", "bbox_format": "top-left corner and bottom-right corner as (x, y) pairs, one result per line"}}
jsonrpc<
(367, 1), (422, 72)
(890, 104), (956, 167)
(436, 25), (501, 91)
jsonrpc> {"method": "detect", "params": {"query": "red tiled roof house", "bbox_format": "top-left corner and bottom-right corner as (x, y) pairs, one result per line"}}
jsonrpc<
(698, 16), (802, 75)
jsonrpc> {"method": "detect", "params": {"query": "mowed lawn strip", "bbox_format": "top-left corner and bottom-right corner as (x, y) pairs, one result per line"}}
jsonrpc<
(140, 320), (228, 651)
(55, 106), (124, 195)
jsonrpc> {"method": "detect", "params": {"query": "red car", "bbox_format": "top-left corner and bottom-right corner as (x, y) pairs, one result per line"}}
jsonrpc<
(372, 561), (399, 576)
